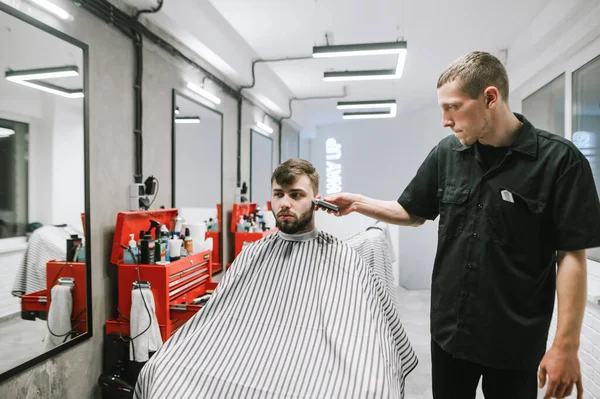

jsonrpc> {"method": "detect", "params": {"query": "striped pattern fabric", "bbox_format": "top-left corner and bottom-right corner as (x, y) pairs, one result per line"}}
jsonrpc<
(343, 225), (417, 380)
(11, 226), (73, 296)
(134, 229), (417, 398)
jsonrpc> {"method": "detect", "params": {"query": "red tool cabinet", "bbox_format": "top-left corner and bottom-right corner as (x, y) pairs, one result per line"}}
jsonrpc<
(21, 261), (88, 334)
(104, 209), (214, 342)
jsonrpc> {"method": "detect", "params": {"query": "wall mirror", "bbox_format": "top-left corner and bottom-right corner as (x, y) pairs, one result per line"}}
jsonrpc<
(0, 3), (91, 383)
(172, 90), (223, 273)
(250, 129), (274, 210)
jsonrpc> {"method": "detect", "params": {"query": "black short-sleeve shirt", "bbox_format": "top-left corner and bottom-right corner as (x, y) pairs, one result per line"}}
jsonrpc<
(398, 113), (600, 370)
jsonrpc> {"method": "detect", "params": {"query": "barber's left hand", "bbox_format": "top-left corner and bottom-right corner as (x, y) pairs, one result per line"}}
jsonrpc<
(539, 345), (583, 399)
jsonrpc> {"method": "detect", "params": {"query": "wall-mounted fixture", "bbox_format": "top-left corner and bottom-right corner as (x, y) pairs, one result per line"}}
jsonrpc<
(338, 100), (397, 120)
(314, 41), (407, 82)
(0, 128), (15, 138)
(175, 116), (201, 124)
(27, 0), (73, 20)
(255, 121), (273, 135)
(5, 66), (83, 98)
(174, 106), (180, 115)
(187, 81), (221, 105)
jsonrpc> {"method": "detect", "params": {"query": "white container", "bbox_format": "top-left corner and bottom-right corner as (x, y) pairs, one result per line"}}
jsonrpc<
(168, 238), (182, 260)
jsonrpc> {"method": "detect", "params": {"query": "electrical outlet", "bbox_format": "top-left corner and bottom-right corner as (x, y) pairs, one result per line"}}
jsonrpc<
(129, 183), (145, 211)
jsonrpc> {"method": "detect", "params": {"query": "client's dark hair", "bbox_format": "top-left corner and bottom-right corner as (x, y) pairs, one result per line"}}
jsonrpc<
(271, 158), (319, 194)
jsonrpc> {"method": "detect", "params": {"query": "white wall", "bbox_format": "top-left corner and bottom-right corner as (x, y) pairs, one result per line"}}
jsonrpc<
(51, 104), (85, 229)
(280, 121), (299, 162)
(307, 107), (448, 289)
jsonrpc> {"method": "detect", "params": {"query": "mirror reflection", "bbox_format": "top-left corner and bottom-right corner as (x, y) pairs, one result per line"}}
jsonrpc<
(250, 129), (274, 210)
(172, 90), (223, 273)
(0, 8), (87, 375)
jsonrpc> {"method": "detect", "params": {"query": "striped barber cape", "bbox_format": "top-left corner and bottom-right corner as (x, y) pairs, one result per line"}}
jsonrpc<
(134, 228), (417, 399)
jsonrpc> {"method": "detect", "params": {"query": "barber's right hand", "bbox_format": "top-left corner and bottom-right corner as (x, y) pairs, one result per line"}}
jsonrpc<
(322, 193), (359, 216)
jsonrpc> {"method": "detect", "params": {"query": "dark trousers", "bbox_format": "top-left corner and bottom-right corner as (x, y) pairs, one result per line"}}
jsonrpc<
(431, 340), (538, 399)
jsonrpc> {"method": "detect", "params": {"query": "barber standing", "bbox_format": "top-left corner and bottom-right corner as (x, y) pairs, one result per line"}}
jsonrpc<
(324, 51), (600, 399)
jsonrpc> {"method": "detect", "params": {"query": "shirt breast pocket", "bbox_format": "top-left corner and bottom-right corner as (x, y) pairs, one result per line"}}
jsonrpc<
(492, 188), (546, 252)
(439, 185), (470, 237)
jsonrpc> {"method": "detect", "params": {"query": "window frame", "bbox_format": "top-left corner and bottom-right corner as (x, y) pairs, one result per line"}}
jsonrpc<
(519, 38), (600, 268)
(0, 111), (32, 252)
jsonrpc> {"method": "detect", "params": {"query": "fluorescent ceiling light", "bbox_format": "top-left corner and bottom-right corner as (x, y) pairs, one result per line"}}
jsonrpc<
(256, 122), (274, 135)
(187, 82), (221, 105)
(313, 41), (406, 58)
(337, 100), (397, 110)
(317, 41), (407, 82)
(28, 0), (72, 20)
(324, 70), (397, 82)
(339, 100), (397, 120)
(175, 117), (201, 124)
(5, 66), (79, 81)
(343, 112), (396, 120)
(7, 79), (84, 98)
(0, 128), (15, 138)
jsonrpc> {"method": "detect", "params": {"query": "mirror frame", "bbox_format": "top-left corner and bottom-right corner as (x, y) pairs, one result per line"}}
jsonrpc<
(0, 2), (92, 383)
(171, 89), (224, 267)
(249, 129), (274, 203)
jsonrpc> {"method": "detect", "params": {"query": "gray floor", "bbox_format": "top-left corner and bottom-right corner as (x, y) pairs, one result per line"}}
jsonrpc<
(0, 314), (48, 375)
(397, 286), (574, 399)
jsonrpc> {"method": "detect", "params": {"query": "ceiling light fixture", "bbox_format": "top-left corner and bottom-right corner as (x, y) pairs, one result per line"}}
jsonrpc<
(256, 121), (274, 135)
(28, 0), (72, 20)
(187, 82), (221, 105)
(5, 66), (79, 81)
(6, 78), (84, 98)
(313, 41), (406, 58)
(338, 100), (397, 120)
(175, 117), (201, 124)
(5, 66), (83, 98)
(0, 128), (16, 138)
(316, 41), (407, 82)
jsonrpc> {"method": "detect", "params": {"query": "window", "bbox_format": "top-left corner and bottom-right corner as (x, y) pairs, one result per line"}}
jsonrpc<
(522, 74), (565, 136)
(572, 55), (600, 261)
(0, 118), (28, 239)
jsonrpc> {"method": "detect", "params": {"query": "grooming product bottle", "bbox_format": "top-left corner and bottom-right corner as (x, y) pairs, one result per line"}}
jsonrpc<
(160, 224), (170, 261)
(66, 234), (82, 262)
(124, 234), (139, 264)
(140, 234), (156, 264)
(168, 237), (182, 261)
(154, 235), (165, 262)
(184, 228), (194, 255)
(237, 216), (245, 232)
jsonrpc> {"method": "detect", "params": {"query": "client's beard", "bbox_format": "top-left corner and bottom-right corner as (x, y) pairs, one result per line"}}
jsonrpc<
(274, 208), (314, 234)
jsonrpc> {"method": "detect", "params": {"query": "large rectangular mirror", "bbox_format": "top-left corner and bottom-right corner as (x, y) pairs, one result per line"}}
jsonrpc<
(0, 3), (91, 383)
(250, 129), (274, 209)
(172, 90), (223, 273)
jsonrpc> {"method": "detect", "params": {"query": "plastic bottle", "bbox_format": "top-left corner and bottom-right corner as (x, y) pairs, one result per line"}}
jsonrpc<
(237, 216), (245, 232)
(184, 228), (194, 255)
(124, 234), (139, 264)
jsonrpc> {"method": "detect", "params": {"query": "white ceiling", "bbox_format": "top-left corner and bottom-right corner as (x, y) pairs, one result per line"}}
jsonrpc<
(208, 0), (551, 125)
